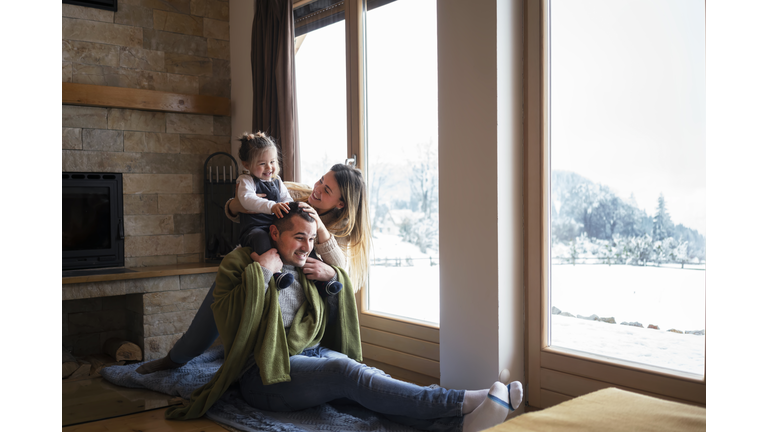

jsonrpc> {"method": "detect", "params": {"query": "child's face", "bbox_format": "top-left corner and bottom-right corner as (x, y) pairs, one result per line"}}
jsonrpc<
(244, 148), (278, 181)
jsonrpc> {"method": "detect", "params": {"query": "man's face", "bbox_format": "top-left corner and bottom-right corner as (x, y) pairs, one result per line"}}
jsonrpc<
(270, 216), (317, 267)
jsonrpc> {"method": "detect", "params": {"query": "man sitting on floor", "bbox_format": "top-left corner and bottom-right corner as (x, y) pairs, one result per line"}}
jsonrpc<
(167, 202), (522, 432)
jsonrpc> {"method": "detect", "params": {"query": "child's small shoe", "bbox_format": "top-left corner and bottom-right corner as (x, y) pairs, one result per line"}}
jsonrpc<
(274, 272), (294, 290)
(315, 280), (343, 298)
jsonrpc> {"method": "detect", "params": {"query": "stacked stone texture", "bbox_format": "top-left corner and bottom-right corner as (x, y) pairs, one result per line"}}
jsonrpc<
(62, 1), (232, 267)
(62, 1), (230, 360)
(64, 272), (217, 360)
(63, 1), (231, 98)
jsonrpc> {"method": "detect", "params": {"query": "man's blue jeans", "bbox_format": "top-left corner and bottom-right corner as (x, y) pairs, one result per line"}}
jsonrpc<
(239, 346), (466, 432)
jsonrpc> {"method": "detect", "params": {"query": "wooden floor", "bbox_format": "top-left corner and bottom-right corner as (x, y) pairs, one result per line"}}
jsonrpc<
(62, 409), (229, 432)
(62, 376), (227, 431)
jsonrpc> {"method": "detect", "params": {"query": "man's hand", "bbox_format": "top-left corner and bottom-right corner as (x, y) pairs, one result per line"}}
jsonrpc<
(251, 249), (283, 274)
(302, 257), (336, 282)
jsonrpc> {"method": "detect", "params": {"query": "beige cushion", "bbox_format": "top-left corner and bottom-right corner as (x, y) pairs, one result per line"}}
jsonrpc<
(488, 387), (705, 432)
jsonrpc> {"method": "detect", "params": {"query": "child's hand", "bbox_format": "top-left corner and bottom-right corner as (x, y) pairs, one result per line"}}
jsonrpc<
(272, 202), (291, 218)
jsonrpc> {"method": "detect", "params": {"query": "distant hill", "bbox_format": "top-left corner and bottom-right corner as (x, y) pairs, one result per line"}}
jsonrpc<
(551, 170), (705, 261)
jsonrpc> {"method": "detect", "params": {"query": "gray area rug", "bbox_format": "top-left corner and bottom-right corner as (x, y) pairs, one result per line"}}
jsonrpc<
(100, 345), (418, 432)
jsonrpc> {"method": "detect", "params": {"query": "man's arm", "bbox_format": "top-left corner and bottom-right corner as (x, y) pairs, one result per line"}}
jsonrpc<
(250, 249), (283, 286)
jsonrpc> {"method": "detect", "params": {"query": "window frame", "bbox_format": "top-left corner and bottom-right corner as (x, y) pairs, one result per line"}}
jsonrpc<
(293, 0), (441, 385)
(523, 0), (706, 410)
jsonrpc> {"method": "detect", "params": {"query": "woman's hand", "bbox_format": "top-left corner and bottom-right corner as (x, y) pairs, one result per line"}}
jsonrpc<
(251, 249), (283, 274)
(271, 202), (291, 218)
(229, 182), (267, 215)
(298, 202), (331, 244)
(302, 257), (336, 282)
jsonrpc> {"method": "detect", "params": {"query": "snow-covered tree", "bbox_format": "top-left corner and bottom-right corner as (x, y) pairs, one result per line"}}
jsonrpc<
(368, 160), (393, 232)
(626, 234), (653, 266)
(673, 241), (690, 268)
(652, 194), (674, 241)
(408, 141), (438, 218)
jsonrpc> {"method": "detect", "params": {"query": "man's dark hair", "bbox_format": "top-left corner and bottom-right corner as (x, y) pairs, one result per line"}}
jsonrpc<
(272, 202), (315, 233)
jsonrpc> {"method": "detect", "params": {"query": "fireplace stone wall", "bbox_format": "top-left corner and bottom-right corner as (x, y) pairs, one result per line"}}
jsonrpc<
(62, 2), (231, 361)
(63, 272), (216, 360)
(62, 1), (232, 268)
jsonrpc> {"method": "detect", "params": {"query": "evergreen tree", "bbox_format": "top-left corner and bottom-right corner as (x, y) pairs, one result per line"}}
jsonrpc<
(652, 193), (673, 241)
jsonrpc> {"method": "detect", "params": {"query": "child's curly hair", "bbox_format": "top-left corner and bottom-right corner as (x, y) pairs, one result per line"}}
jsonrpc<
(238, 131), (280, 177)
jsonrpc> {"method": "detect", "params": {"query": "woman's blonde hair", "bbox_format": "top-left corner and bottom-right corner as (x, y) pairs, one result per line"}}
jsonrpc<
(324, 164), (371, 291)
(287, 164), (372, 291)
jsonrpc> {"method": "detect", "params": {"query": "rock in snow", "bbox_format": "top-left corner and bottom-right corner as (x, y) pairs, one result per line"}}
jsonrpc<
(621, 321), (644, 328)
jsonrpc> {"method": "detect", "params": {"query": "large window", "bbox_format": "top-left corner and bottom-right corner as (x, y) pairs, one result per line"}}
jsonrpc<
(548, 0), (706, 377)
(294, 0), (348, 183)
(291, 0), (441, 385)
(364, 0), (439, 325)
(526, 0), (706, 409)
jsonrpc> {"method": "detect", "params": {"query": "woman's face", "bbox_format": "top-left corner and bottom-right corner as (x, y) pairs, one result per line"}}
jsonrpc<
(308, 171), (345, 213)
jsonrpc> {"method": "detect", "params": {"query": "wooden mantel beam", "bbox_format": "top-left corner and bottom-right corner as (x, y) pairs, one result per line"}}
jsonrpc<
(62, 83), (231, 116)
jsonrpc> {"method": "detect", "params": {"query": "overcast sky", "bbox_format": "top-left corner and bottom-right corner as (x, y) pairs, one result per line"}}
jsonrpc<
(551, 0), (706, 234)
(296, 0), (705, 234)
(295, 0), (437, 190)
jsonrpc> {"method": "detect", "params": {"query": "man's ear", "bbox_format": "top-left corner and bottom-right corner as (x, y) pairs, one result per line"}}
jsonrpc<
(269, 225), (280, 242)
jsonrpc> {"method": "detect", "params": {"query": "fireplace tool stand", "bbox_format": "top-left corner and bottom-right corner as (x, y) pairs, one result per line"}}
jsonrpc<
(203, 152), (239, 263)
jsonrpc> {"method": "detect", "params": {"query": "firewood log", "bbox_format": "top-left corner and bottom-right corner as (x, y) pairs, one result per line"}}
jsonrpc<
(103, 338), (142, 361)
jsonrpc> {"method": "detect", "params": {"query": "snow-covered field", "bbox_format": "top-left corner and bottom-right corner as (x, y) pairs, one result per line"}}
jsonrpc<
(367, 232), (440, 324)
(365, 235), (705, 376)
(551, 264), (705, 331)
(551, 315), (705, 375)
(551, 264), (705, 375)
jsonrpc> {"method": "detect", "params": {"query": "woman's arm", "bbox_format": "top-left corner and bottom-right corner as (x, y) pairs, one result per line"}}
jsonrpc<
(225, 183), (268, 223)
(276, 176), (294, 203)
(224, 198), (240, 223)
(315, 234), (348, 269)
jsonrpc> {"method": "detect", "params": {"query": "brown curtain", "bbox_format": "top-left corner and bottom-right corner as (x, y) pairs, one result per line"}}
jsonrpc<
(252, 0), (301, 182)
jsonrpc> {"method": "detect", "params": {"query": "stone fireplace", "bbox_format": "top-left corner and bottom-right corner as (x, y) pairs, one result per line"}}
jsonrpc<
(62, 1), (232, 361)
(63, 271), (216, 360)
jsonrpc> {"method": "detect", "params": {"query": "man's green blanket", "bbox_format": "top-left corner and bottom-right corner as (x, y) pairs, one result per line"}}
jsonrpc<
(165, 247), (363, 420)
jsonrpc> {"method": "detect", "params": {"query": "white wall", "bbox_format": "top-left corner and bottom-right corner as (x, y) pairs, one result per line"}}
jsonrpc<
(229, 0), (254, 166)
(496, 0), (525, 410)
(437, 0), (525, 410)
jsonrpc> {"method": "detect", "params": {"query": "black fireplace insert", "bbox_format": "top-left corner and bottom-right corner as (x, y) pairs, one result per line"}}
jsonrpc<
(62, 172), (124, 271)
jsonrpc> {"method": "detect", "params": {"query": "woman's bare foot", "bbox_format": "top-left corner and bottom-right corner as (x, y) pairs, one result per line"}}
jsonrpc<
(135, 354), (186, 375)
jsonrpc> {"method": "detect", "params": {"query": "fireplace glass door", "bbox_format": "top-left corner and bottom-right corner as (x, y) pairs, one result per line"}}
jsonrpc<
(62, 173), (124, 271)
